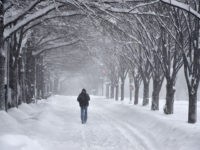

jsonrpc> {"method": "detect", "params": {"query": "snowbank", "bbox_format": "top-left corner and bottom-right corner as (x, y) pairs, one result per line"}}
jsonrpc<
(119, 97), (200, 125)
(0, 134), (43, 150)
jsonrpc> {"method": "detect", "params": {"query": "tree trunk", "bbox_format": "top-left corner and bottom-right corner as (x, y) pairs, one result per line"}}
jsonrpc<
(53, 77), (59, 95)
(151, 78), (163, 110)
(25, 42), (35, 103)
(20, 55), (26, 103)
(5, 40), (10, 111)
(143, 81), (150, 106)
(101, 79), (104, 96)
(50, 78), (54, 94)
(115, 84), (119, 101)
(35, 57), (39, 100)
(134, 84), (139, 105)
(0, 54), (5, 110)
(110, 84), (114, 98)
(16, 63), (20, 106)
(121, 79), (125, 101)
(0, 1), (5, 110)
(188, 88), (197, 123)
(106, 83), (109, 98)
(130, 86), (132, 102)
(164, 81), (175, 114)
(11, 62), (19, 107)
(133, 77), (140, 105)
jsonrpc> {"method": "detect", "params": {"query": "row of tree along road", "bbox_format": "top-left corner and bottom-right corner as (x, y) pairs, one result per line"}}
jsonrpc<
(0, 0), (199, 124)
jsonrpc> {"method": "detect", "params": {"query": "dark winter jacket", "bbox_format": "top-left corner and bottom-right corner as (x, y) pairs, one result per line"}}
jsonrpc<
(77, 90), (90, 107)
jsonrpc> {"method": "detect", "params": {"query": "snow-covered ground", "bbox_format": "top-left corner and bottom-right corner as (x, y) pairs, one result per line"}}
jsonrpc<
(121, 97), (200, 126)
(0, 95), (199, 150)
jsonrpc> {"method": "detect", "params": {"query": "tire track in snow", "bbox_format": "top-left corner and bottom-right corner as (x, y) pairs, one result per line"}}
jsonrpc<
(94, 106), (160, 150)
(117, 121), (158, 150)
(94, 109), (144, 149)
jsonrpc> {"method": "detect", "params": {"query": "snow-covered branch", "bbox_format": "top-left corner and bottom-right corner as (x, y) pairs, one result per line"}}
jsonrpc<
(4, 0), (43, 27)
(4, 3), (64, 40)
(160, 0), (200, 19)
(128, 0), (159, 13)
(23, 10), (84, 34)
(32, 39), (80, 56)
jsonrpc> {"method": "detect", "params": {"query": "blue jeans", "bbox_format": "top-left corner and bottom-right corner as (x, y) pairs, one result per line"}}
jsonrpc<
(81, 106), (88, 124)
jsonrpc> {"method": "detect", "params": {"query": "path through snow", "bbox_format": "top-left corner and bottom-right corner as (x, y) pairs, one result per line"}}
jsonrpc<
(0, 95), (199, 150)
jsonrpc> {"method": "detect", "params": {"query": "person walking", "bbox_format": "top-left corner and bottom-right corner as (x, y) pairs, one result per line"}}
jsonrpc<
(77, 88), (90, 124)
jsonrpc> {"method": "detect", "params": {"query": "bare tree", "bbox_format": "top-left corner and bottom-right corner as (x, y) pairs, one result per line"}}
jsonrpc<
(118, 54), (128, 101)
(0, 0), (5, 110)
(181, 1), (200, 123)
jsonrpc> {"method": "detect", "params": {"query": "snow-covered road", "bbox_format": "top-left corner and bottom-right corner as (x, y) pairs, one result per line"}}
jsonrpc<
(0, 95), (200, 150)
